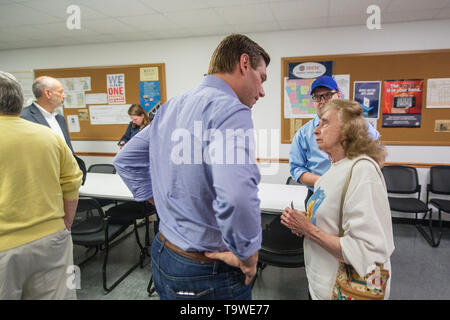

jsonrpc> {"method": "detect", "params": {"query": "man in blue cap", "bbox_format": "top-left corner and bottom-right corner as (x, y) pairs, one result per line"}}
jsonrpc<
(289, 75), (380, 206)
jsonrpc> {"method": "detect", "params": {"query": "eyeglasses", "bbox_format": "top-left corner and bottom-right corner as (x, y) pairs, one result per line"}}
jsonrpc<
(311, 91), (338, 102)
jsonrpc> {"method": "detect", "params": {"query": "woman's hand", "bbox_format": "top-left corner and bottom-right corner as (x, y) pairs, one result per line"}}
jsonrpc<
(281, 207), (344, 262)
(280, 207), (312, 238)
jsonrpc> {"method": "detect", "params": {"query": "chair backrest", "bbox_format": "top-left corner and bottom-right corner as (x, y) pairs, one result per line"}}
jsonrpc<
(261, 211), (303, 255)
(429, 165), (450, 195)
(381, 165), (420, 194)
(74, 155), (87, 185)
(72, 197), (105, 235)
(106, 201), (156, 224)
(286, 176), (301, 185)
(88, 163), (116, 174)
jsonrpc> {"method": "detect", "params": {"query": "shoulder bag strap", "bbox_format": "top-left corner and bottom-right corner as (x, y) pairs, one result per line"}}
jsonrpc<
(338, 157), (377, 237)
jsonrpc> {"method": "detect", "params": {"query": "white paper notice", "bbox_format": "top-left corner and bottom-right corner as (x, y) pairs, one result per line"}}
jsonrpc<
(427, 78), (450, 108)
(64, 91), (85, 108)
(85, 93), (108, 105)
(89, 105), (130, 125)
(333, 74), (350, 99)
(57, 77), (91, 92)
(67, 115), (80, 132)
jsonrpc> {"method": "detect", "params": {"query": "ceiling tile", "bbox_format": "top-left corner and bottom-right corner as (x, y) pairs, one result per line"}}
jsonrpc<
(278, 16), (328, 30)
(0, 0), (447, 51)
(330, 0), (391, 16)
(19, 0), (107, 20)
(0, 38), (59, 50)
(140, 0), (210, 13)
(327, 14), (366, 27)
(111, 31), (159, 41)
(65, 34), (119, 45)
(0, 3), (61, 28)
(234, 21), (282, 34)
(206, 0), (269, 8)
(148, 28), (200, 39)
(82, 18), (138, 34)
(215, 4), (275, 24)
(270, 0), (330, 21)
(386, 0), (449, 12)
(78, 0), (157, 17)
(164, 8), (228, 28)
(383, 9), (438, 23)
(0, 25), (47, 41)
(117, 13), (178, 31)
(32, 22), (100, 39)
(0, 30), (29, 41)
(190, 24), (236, 34)
(433, 7), (450, 18)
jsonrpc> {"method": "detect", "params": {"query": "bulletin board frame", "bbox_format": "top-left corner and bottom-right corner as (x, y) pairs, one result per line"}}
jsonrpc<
(281, 49), (450, 146)
(34, 63), (166, 141)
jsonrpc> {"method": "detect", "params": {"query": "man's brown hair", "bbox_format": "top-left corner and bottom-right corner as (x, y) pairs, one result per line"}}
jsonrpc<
(208, 34), (270, 74)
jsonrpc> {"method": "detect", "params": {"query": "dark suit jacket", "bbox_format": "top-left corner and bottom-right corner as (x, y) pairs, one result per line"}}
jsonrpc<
(21, 103), (87, 184)
(21, 103), (74, 152)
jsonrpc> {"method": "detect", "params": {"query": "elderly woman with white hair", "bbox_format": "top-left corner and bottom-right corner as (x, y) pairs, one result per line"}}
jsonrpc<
(281, 99), (395, 300)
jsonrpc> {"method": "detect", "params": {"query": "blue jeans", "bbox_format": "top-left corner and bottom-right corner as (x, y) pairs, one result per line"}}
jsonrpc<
(151, 233), (251, 300)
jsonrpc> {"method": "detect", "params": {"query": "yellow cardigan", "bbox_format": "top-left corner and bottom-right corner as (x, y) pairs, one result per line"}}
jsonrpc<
(0, 116), (82, 251)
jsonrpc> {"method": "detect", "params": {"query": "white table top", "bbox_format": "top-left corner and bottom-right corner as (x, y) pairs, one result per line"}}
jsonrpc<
(79, 172), (307, 213)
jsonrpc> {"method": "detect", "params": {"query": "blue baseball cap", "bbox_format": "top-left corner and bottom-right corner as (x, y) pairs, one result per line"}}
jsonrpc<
(310, 76), (339, 95)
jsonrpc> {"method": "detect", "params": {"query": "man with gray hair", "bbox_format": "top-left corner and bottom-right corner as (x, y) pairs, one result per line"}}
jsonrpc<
(21, 76), (86, 183)
(21, 76), (73, 150)
(0, 71), (82, 299)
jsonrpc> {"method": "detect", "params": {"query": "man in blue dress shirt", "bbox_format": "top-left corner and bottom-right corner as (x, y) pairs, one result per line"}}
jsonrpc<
(289, 76), (380, 207)
(114, 34), (270, 300)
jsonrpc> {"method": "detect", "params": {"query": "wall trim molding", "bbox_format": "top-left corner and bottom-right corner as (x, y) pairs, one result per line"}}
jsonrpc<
(76, 153), (449, 168)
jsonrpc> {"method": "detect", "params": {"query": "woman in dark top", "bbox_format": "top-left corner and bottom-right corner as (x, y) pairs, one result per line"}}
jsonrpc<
(118, 104), (152, 148)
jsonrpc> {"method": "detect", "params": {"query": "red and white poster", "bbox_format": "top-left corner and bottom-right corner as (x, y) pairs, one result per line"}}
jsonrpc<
(107, 74), (126, 104)
(382, 79), (423, 128)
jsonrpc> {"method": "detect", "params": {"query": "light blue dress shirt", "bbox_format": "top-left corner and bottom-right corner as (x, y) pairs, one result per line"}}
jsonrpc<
(289, 115), (380, 191)
(114, 75), (262, 261)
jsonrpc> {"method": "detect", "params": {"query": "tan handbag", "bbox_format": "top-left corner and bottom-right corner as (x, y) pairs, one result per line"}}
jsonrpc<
(331, 158), (390, 300)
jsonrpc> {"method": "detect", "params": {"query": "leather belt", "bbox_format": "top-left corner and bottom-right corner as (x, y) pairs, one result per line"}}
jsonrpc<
(159, 233), (215, 264)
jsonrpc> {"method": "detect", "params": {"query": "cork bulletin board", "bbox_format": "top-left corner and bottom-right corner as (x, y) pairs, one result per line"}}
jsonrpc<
(34, 63), (166, 141)
(281, 49), (450, 146)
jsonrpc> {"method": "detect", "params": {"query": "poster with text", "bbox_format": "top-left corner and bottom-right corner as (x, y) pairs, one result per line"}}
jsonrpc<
(139, 81), (161, 112)
(353, 81), (381, 119)
(107, 74), (126, 104)
(382, 79), (423, 128)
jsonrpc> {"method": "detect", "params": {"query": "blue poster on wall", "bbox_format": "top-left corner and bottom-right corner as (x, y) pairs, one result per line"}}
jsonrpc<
(353, 81), (381, 119)
(139, 81), (161, 112)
